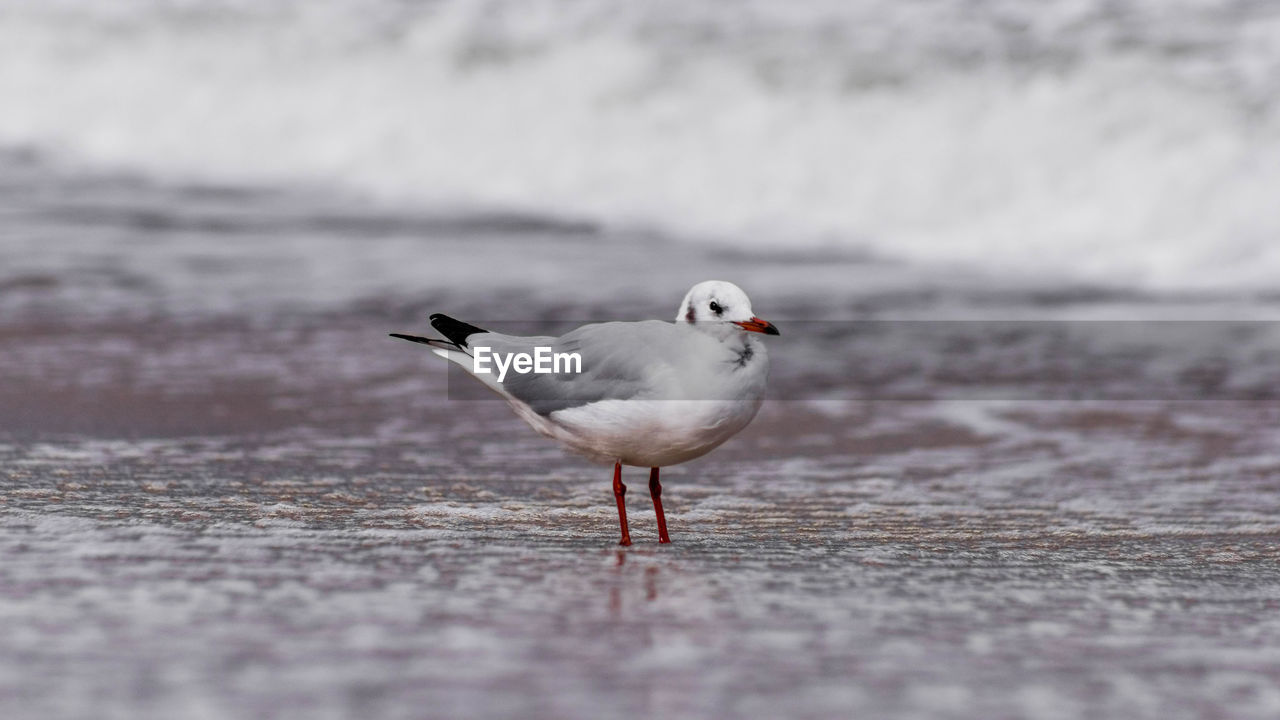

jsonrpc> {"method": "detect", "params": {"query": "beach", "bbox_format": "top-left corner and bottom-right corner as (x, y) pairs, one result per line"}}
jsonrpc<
(4, 155), (1280, 719)
(4, 1), (1280, 717)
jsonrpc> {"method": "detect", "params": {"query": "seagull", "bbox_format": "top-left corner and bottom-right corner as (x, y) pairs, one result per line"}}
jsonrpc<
(390, 280), (779, 545)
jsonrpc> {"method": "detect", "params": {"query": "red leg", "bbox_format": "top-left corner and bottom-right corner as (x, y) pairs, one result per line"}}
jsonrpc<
(650, 467), (670, 544)
(613, 461), (631, 546)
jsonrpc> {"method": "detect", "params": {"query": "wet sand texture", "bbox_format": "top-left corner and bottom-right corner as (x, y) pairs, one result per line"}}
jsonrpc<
(3, 162), (1280, 719)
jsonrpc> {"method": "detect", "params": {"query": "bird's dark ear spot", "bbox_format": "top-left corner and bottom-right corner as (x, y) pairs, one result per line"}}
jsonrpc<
(685, 305), (696, 323)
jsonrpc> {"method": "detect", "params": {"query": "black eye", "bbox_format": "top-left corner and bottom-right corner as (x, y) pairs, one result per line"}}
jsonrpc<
(709, 301), (723, 315)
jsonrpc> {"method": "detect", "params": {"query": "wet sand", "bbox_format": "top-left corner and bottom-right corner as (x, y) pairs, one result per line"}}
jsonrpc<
(4, 162), (1280, 719)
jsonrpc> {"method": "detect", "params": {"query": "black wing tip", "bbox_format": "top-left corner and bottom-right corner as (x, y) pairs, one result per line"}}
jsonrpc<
(389, 333), (434, 345)
(429, 314), (488, 347)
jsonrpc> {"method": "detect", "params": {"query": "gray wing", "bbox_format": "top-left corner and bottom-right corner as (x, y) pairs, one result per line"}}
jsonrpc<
(483, 320), (678, 416)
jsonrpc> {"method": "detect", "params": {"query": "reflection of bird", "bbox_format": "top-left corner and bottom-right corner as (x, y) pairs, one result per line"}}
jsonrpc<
(391, 280), (779, 545)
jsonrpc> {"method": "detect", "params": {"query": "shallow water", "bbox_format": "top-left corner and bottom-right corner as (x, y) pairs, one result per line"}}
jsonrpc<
(3, 159), (1280, 719)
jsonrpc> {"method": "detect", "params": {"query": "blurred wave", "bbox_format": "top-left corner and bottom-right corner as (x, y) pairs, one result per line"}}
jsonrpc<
(2, 0), (1279, 289)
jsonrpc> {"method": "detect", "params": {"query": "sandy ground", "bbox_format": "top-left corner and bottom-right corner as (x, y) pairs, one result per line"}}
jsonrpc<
(3, 162), (1280, 719)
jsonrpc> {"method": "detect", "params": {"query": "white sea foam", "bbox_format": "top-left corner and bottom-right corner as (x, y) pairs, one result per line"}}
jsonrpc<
(2, 0), (1279, 289)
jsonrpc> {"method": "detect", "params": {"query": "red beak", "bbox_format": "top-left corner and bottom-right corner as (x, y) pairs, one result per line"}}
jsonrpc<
(732, 317), (780, 336)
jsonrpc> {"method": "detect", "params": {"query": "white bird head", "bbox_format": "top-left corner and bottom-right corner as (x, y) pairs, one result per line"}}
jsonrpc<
(676, 280), (779, 335)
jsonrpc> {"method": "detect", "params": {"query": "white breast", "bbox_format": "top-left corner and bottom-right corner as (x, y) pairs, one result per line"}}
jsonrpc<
(540, 335), (769, 467)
